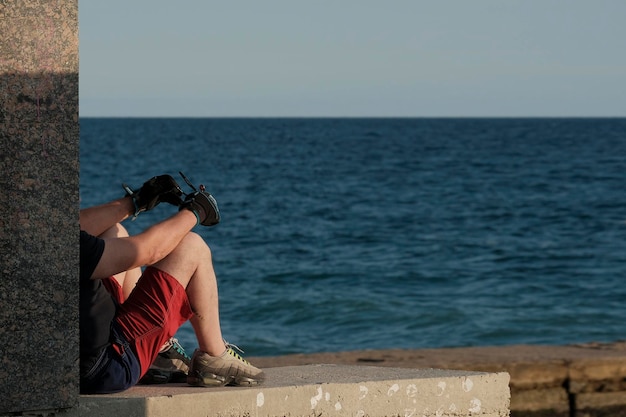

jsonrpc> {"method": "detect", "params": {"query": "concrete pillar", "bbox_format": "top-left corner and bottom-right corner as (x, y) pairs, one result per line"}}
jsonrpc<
(0, 0), (79, 414)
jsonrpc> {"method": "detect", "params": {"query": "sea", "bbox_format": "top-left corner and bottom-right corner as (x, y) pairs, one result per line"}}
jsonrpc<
(80, 118), (626, 357)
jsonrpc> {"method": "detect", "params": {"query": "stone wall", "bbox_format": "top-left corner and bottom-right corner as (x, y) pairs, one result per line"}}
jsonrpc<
(0, 0), (79, 414)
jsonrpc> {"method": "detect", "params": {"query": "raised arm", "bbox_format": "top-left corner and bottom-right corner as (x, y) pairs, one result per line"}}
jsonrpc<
(90, 209), (198, 279)
(82, 174), (221, 280)
(79, 174), (184, 236)
(80, 197), (134, 237)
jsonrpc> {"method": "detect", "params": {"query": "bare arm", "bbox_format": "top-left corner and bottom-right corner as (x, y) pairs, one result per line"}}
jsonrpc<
(79, 174), (185, 237)
(90, 209), (198, 279)
(79, 197), (134, 237)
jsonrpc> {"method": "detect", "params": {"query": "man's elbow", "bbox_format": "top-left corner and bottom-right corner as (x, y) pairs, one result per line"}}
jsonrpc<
(144, 247), (167, 266)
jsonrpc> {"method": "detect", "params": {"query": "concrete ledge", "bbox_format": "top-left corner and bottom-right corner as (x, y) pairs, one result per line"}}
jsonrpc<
(63, 365), (510, 417)
(247, 343), (626, 416)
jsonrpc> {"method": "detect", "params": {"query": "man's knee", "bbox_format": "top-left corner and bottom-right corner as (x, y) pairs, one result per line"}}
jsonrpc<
(178, 232), (212, 259)
(151, 232), (212, 281)
(99, 223), (129, 238)
(186, 232), (210, 250)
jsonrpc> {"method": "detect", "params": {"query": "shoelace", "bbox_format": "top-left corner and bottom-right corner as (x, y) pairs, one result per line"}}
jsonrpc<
(224, 341), (250, 364)
(225, 341), (244, 354)
(166, 337), (191, 360)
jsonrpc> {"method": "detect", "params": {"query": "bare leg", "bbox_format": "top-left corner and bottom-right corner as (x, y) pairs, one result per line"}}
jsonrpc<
(150, 232), (227, 356)
(99, 223), (141, 301)
(146, 231), (265, 387)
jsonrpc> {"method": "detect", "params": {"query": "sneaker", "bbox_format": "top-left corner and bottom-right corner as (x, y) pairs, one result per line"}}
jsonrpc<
(139, 338), (191, 384)
(187, 344), (266, 387)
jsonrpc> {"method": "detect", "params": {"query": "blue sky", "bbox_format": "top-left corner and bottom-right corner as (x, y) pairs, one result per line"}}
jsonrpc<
(79, 1), (626, 117)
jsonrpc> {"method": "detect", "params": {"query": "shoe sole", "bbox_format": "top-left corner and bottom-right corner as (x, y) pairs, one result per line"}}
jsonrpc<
(187, 371), (228, 387)
(140, 369), (188, 385)
(227, 376), (264, 386)
(140, 370), (170, 384)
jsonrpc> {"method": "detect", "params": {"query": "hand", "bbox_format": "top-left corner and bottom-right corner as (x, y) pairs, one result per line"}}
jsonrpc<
(180, 191), (220, 226)
(124, 175), (184, 218)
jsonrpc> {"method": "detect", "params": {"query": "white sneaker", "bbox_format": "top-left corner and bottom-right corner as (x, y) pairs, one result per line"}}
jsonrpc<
(187, 345), (265, 387)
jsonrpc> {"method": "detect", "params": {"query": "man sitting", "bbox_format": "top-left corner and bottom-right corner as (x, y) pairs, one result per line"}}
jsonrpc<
(79, 174), (264, 393)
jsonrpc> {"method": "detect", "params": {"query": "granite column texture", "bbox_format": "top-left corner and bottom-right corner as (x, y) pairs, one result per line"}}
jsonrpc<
(0, 0), (79, 413)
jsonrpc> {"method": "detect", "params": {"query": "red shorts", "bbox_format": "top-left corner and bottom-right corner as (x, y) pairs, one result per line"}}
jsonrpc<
(112, 267), (193, 377)
(102, 277), (125, 305)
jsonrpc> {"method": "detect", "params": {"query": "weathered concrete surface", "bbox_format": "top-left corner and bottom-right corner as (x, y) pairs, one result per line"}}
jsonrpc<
(62, 365), (511, 417)
(248, 342), (626, 417)
(8, 342), (623, 416)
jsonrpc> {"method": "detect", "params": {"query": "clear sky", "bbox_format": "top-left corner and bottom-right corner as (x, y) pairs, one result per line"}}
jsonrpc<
(79, 1), (626, 117)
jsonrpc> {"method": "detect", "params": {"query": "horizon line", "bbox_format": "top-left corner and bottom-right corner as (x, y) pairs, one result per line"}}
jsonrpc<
(78, 115), (626, 119)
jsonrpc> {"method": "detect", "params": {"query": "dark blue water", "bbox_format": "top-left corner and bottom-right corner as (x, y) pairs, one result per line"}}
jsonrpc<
(80, 118), (626, 356)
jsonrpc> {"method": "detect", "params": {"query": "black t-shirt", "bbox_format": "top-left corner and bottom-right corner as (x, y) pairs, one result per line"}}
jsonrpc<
(79, 231), (117, 375)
